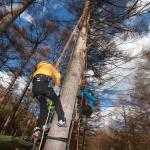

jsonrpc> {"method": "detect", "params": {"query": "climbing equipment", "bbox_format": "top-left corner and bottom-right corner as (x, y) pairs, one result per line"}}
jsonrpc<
(37, 99), (55, 150)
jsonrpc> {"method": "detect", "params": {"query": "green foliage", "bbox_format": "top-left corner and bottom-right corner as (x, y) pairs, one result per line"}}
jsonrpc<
(0, 135), (32, 150)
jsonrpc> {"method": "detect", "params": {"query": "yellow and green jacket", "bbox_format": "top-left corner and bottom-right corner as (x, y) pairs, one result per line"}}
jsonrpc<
(33, 61), (61, 86)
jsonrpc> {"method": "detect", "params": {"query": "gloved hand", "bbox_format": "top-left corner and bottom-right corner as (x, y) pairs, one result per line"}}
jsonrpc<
(53, 85), (61, 96)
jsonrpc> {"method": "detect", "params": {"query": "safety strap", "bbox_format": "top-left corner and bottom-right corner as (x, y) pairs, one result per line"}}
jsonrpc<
(46, 136), (68, 143)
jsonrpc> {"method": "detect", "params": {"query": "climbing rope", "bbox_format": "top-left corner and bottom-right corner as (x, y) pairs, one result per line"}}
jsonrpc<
(54, 13), (84, 69)
(38, 100), (55, 150)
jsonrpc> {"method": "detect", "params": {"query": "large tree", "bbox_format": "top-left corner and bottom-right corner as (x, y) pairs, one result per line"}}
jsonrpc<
(44, 0), (91, 149)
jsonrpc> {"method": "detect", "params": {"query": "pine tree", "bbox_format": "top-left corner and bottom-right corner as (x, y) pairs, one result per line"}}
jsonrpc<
(44, 0), (91, 149)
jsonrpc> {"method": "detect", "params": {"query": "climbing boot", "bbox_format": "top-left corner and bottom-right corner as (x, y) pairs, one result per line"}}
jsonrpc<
(57, 118), (67, 127)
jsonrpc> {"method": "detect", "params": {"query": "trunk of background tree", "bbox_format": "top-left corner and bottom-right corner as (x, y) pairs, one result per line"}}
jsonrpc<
(44, 0), (91, 150)
(0, 41), (39, 108)
(1, 78), (32, 134)
(0, 0), (33, 33)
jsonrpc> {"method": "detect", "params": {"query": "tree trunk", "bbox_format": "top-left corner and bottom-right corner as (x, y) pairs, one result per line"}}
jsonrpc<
(1, 78), (32, 134)
(0, 41), (39, 108)
(44, 1), (91, 150)
(0, 0), (33, 33)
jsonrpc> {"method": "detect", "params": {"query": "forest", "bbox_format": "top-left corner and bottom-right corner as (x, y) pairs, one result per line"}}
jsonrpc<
(0, 0), (150, 150)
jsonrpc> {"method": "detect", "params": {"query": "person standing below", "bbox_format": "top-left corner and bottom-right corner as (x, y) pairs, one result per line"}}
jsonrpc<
(32, 61), (66, 128)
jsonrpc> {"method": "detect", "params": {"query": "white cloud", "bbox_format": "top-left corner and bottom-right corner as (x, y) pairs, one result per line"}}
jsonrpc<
(5, 3), (33, 23)
(92, 30), (150, 91)
(114, 33), (150, 57)
(20, 11), (34, 23)
(103, 19), (150, 90)
(13, 76), (28, 96)
(99, 105), (139, 128)
(0, 71), (13, 88)
(50, 0), (65, 9)
(0, 71), (28, 96)
(127, 0), (150, 13)
(137, 0), (150, 12)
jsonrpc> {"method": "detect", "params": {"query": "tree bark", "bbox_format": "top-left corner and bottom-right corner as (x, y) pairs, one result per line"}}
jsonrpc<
(0, 0), (33, 33)
(44, 1), (91, 150)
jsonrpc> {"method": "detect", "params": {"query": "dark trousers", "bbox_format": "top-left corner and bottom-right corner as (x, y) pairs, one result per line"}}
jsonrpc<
(82, 99), (93, 117)
(82, 105), (93, 117)
(32, 78), (65, 127)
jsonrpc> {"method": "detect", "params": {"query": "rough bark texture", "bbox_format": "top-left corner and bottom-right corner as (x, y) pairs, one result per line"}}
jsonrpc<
(0, 0), (33, 33)
(44, 1), (90, 150)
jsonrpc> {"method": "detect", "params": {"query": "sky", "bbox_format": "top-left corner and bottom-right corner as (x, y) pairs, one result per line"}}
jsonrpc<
(97, 0), (150, 127)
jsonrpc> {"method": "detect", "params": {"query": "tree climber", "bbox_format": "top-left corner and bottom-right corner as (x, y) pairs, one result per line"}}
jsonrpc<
(32, 61), (67, 129)
(32, 127), (41, 139)
(80, 78), (95, 117)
